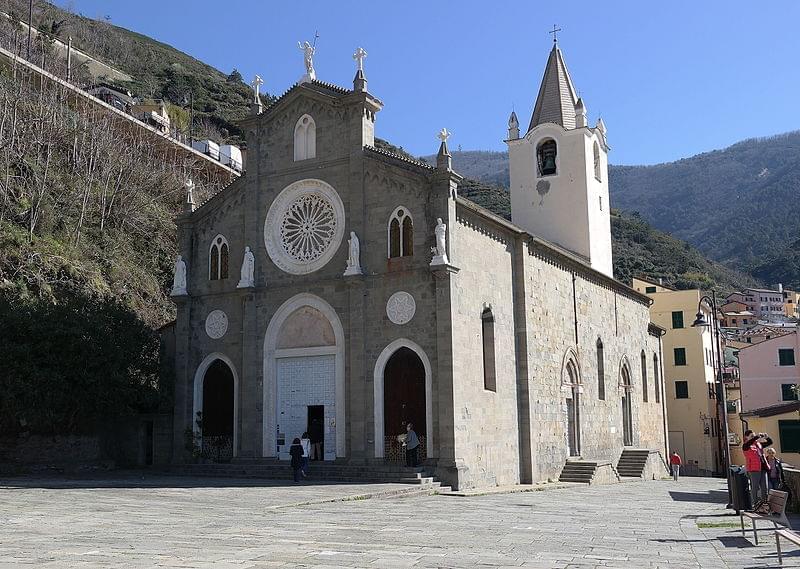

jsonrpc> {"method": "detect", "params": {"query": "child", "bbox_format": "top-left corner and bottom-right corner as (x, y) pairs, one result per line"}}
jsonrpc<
(289, 437), (304, 483)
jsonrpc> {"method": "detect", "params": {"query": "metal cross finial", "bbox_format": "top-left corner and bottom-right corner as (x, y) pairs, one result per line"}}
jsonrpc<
(549, 24), (562, 43)
(437, 128), (451, 143)
(251, 74), (264, 102)
(353, 47), (367, 71)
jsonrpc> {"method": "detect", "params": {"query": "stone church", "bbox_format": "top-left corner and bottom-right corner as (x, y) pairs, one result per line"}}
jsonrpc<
(168, 41), (668, 489)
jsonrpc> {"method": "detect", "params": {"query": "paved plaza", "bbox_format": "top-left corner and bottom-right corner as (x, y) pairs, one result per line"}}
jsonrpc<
(2, 474), (799, 568)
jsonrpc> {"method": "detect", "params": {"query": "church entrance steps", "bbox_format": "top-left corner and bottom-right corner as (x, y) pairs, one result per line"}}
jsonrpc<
(616, 448), (652, 478)
(163, 462), (444, 487)
(559, 459), (619, 485)
(558, 460), (598, 484)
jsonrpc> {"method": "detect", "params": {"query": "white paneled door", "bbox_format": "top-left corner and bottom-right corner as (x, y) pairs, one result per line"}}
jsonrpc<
(276, 355), (336, 460)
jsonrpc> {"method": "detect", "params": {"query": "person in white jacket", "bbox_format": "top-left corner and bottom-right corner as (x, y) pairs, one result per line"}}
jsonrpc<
(300, 432), (311, 477)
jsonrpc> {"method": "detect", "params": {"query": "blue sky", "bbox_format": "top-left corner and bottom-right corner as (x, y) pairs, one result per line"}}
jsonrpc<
(62, 1), (800, 165)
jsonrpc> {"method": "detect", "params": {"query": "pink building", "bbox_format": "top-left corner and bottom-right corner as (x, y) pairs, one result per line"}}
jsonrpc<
(739, 331), (800, 411)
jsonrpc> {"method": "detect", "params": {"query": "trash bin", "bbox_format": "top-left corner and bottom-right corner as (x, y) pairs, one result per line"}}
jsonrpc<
(730, 465), (751, 513)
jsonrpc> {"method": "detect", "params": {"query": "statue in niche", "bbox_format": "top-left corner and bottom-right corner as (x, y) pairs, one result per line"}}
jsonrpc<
(430, 218), (449, 266)
(171, 255), (187, 296)
(237, 246), (255, 288)
(344, 231), (362, 276)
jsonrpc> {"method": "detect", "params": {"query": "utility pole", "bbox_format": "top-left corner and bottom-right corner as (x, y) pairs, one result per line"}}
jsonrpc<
(26, 0), (33, 61)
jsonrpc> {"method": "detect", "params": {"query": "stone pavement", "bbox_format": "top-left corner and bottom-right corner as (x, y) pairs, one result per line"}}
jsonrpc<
(1, 474), (799, 568)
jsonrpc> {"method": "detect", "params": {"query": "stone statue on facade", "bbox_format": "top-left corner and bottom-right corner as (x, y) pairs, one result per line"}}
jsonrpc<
(344, 231), (362, 276)
(237, 246), (255, 288)
(430, 218), (449, 266)
(298, 40), (316, 82)
(171, 254), (188, 296)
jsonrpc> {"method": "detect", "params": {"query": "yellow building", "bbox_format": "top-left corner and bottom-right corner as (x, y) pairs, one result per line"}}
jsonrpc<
(784, 289), (800, 319)
(739, 402), (800, 467)
(633, 277), (721, 475)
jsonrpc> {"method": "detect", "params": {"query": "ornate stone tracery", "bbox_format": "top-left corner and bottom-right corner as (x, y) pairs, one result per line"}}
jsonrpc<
(265, 179), (345, 275)
(386, 291), (416, 325)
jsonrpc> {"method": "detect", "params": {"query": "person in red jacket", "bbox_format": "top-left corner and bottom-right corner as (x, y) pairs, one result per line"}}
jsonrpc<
(669, 451), (682, 481)
(742, 430), (772, 503)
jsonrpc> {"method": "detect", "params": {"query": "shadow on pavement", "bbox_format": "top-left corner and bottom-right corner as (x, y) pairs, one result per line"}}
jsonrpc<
(717, 535), (757, 548)
(668, 489), (728, 504)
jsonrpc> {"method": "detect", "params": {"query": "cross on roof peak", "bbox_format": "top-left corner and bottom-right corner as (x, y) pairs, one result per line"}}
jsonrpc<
(549, 24), (562, 44)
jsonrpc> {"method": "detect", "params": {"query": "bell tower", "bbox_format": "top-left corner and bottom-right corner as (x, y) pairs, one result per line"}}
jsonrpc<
(506, 41), (613, 277)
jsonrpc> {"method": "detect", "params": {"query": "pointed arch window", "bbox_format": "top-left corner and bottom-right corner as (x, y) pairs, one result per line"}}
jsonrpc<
(209, 235), (229, 280)
(596, 338), (605, 400)
(388, 206), (413, 258)
(481, 307), (496, 392)
(641, 350), (648, 403)
(537, 139), (557, 177)
(593, 141), (602, 181)
(653, 353), (661, 403)
(293, 114), (316, 161)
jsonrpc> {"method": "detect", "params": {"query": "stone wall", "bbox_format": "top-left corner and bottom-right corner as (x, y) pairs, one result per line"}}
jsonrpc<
(524, 244), (666, 483)
(448, 208), (520, 488)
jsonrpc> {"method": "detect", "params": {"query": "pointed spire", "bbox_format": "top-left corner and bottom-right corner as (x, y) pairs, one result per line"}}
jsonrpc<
(507, 111), (519, 139)
(528, 44), (579, 132)
(574, 97), (587, 128)
(184, 179), (196, 213)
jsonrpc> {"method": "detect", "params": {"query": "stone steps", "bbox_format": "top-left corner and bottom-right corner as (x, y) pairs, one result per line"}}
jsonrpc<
(164, 462), (440, 486)
(617, 449), (650, 478)
(558, 460), (598, 484)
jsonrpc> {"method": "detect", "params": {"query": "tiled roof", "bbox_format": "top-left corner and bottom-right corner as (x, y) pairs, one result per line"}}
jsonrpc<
(262, 80), (351, 115)
(363, 145), (435, 171)
(740, 400), (800, 418)
(528, 44), (579, 132)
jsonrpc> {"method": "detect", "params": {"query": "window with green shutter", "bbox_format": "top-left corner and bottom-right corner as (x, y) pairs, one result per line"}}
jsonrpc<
(779, 349), (796, 366)
(671, 311), (684, 329)
(782, 384), (798, 401)
(674, 347), (687, 366)
(645, 286), (657, 293)
(675, 381), (689, 399)
(779, 420), (800, 453)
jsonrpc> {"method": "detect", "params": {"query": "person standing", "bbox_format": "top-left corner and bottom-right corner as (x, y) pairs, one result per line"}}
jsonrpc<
(742, 430), (772, 503)
(403, 423), (420, 467)
(309, 417), (324, 461)
(289, 437), (304, 483)
(765, 447), (785, 491)
(300, 432), (311, 478)
(669, 451), (682, 481)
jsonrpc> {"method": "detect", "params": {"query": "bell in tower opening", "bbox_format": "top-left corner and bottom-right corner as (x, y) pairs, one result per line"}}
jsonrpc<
(537, 139), (557, 176)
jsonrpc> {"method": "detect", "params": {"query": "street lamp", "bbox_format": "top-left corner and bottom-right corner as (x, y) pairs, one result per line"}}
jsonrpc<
(692, 289), (733, 506)
(182, 92), (194, 146)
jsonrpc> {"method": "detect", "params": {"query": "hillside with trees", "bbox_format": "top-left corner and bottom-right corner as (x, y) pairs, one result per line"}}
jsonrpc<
(424, 131), (800, 289)
(0, 0), (271, 143)
(455, 179), (757, 293)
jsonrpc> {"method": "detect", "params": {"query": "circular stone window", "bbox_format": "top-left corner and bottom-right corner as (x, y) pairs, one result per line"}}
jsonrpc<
(205, 310), (229, 339)
(386, 291), (416, 325)
(264, 179), (345, 275)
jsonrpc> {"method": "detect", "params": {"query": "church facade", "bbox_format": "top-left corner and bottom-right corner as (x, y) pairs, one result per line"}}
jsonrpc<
(169, 43), (668, 489)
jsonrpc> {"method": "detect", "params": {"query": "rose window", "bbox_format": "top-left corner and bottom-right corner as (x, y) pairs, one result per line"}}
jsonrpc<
(265, 179), (345, 275)
(279, 194), (337, 263)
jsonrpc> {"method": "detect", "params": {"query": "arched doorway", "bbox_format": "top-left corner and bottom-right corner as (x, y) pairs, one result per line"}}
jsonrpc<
(373, 338), (433, 460)
(621, 364), (634, 446)
(383, 347), (427, 463)
(192, 353), (239, 461)
(263, 294), (345, 460)
(564, 359), (581, 457)
(202, 360), (234, 460)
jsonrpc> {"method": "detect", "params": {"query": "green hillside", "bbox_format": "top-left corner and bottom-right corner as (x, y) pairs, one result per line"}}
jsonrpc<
(456, 178), (757, 293)
(1, 0), (272, 142)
